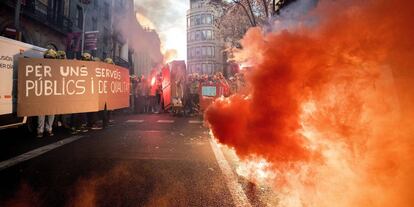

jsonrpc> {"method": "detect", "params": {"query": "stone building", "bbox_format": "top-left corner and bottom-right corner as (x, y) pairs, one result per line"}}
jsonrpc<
(112, 0), (163, 77)
(66, 0), (114, 61)
(0, 0), (71, 50)
(187, 0), (225, 75)
(0, 0), (163, 76)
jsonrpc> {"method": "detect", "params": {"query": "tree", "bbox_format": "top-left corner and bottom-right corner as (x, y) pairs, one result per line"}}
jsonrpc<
(231, 0), (299, 26)
(206, 0), (297, 56)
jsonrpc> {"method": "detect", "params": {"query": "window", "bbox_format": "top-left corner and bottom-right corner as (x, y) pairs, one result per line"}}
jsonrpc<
(201, 14), (206, 24)
(92, 18), (97, 30)
(207, 64), (213, 74)
(207, 30), (212, 40)
(195, 15), (201, 25)
(104, 2), (110, 19)
(207, 47), (212, 57)
(206, 15), (212, 24)
(76, 6), (83, 28)
(195, 31), (201, 41)
(190, 17), (194, 26)
(195, 47), (201, 57)
(64, 0), (70, 17)
(94, 0), (98, 8)
(190, 32), (195, 41)
(202, 47), (207, 57)
(202, 64), (207, 73)
(201, 31), (207, 40)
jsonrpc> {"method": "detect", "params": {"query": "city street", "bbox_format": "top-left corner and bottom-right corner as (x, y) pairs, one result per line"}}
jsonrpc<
(1, 0), (412, 206)
(0, 114), (273, 207)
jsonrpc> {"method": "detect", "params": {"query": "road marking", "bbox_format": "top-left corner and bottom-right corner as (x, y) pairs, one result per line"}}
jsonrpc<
(209, 137), (252, 207)
(125, 120), (144, 123)
(0, 135), (84, 171)
(157, 120), (175, 123)
(189, 120), (203, 124)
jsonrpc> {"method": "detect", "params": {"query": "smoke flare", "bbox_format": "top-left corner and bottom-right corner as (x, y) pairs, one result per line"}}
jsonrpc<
(205, 0), (414, 206)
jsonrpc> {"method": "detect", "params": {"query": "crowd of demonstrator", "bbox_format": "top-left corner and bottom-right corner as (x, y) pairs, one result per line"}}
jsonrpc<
(35, 49), (249, 137)
(131, 71), (246, 116)
(36, 49), (114, 138)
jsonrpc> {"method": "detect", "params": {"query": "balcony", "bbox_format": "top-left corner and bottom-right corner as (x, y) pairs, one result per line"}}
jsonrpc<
(114, 56), (130, 69)
(2, 0), (73, 34)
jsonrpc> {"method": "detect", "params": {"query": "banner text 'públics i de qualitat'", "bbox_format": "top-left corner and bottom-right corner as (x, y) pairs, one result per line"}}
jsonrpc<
(17, 58), (130, 116)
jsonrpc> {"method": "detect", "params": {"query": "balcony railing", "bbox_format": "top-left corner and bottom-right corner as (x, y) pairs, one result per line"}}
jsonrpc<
(114, 56), (130, 69)
(2, 0), (73, 34)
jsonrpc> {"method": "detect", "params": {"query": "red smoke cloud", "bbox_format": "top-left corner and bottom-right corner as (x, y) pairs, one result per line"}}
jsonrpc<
(205, 0), (414, 206)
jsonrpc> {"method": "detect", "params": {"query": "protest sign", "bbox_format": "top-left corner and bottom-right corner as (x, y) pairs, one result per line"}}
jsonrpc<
(17, 58), (130, 116)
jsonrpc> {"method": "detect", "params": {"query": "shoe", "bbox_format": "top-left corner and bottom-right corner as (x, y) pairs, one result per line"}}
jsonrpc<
(91, 125), (102, 130)
(37, 133), (43, 138)
(47, 131), (54, 136)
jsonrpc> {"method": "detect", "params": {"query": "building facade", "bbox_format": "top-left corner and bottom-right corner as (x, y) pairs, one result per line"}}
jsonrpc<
(187, 0), (224, 75)
(66, 0), (115, 61)
(0, 0), (71, 51)
(131, 27), (163, 79)
(0, 0), (163, 76)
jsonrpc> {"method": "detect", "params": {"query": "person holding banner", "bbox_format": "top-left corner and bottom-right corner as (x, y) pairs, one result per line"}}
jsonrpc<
(37, 49), (57, 138)
(102, 57), (115, 128)
(85, 53), (101, 130)
(56, 50), (72, 132)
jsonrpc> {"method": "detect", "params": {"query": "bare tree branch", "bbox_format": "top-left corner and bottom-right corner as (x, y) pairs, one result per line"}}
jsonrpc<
(262, 0), (269, 18)
(232, 0), (256, 26)
(246, 0), (257, 26)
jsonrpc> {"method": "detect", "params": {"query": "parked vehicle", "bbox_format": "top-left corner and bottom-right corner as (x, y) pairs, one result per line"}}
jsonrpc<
(0, 36), (46, 129)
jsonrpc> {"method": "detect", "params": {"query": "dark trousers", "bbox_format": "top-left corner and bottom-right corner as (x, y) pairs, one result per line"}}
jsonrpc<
(71, 113), (87, 128)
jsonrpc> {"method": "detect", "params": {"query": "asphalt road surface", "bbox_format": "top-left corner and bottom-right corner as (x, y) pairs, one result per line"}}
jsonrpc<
(0, 114), (276, 207)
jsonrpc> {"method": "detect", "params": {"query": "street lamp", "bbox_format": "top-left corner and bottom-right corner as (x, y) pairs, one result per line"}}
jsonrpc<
(79, 0), (91, 54)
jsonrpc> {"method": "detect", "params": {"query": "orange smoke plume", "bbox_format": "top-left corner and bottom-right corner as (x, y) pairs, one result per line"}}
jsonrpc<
(205, 0), (414, 206)
(163, 49), (178, 64)
(136, 13), (156, 30)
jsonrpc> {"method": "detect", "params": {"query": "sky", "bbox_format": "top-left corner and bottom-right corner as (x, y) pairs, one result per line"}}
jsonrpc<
(134, 0), (189, 61)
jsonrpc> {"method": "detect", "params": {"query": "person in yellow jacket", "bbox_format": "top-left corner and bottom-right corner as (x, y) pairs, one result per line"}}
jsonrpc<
(37, 49), (57, 138)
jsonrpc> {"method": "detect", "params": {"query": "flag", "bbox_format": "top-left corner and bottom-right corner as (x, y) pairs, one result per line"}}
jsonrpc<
(66, 32), (82, 52)
(84, 31), (99, 51)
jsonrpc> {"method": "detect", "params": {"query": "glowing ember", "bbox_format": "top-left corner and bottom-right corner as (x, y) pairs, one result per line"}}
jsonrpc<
(205, 0), (414, 206)
(151, 76), (156, 86)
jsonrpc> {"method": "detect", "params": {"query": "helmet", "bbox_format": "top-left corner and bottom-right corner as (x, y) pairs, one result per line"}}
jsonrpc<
(44, 49), (57, 59)
(56, 50), (66, 59)
(92, 57), (101, 62)
(194, 73), (200, 80)
(104, 58), (114, 64)
(81, 53), (92, 61)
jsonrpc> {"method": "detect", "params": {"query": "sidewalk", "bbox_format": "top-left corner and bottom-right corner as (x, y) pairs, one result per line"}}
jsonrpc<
(0, 126), (77, 162)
